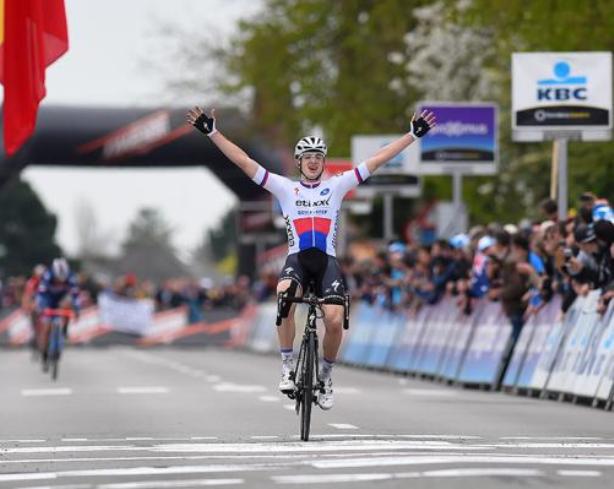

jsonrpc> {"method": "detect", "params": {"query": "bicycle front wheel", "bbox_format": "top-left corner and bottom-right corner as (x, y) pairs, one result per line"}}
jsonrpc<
(300, 333), (315, 441)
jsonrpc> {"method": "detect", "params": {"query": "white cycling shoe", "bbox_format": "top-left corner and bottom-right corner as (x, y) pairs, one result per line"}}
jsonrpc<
(317, 377), (334, 410)
(279, 364), (295, 394)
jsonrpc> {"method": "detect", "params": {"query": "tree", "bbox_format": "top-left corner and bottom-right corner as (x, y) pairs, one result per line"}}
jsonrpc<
(74, 198), (114, 259)
(117, 208), (188, 282)
(0, 178), (62, 276)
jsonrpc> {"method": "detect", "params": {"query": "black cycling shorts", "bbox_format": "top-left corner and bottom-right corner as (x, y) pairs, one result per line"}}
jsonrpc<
(279, 248), (346, 304)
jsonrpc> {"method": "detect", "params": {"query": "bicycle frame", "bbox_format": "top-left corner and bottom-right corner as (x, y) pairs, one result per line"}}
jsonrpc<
(276, 289), (350, 441)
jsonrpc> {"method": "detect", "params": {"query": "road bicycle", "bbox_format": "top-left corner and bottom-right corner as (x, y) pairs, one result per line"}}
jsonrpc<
(42, 308), (73, 381)
(276, 284), (350, 441)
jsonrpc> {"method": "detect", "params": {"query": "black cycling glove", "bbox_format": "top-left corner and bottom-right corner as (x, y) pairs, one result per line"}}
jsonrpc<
(409, 116), (432, 139)
(192, 112), (217, 136)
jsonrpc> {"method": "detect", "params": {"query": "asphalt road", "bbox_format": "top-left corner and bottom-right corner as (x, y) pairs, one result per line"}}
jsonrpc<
(1, 346), (614, 489)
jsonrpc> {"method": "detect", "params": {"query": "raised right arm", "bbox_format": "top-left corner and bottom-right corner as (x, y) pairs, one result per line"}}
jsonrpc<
(187, 107), (259, 179)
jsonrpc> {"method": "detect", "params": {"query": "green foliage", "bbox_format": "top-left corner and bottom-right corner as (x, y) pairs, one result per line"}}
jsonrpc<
(218, 0), (613, 229)
(225, 0), (428, 153)
(453, 0), (614, 222)
(0, 178), (62, 276)
(119, 208), (187, 281)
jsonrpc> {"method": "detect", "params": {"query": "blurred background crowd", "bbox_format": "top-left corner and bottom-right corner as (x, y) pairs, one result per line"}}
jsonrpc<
(2, 191), (612, 340)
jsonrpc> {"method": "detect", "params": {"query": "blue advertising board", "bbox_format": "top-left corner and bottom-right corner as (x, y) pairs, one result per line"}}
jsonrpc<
(417, 103), (498, 175)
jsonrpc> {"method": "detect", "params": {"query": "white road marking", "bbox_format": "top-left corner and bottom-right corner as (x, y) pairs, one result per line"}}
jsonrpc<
(312, 454), (614, 469)
(19, 485), (92, 489)
(273, 468), (545, 483)
(98, 478), (244, 488)
(420, 468), (544, 478)
(152, 440), (488, 453)
(21, 388), (72, 396)
(334, 387), (361, 394)
(117, 387), (169, 394)
(500, 436), (603, 441)
(250, 436), (279, 440)
(62, 438), (88, 442)
(482, 442), (614, 449)
(0, 463), (278, 482)
(1, 440), (491, 455)
(328, 424), (358, 430)
(213, 383), (266, 393)
(283, 404), (296, 411)
(0, 473), (55, 482)
(125, 437), (154, 441)
(191, 437), (219, 441)
(399, 434), (482, 440)
(258, 395), (282, 402)
(402, 389), (457, 396)
(273, 473), (393, 483)
(0, 439), (46, 443)
(557, 470), (602, 477)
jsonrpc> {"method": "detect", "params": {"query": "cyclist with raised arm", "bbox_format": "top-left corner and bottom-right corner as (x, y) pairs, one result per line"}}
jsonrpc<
(187, 107), (435, 410)
(35, 258), (80, 367)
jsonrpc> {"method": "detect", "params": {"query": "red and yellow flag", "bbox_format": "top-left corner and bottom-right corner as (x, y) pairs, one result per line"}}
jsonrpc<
(0, 0), (69, 155)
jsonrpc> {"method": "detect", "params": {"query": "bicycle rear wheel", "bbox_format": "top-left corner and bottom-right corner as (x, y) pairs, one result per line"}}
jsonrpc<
(300, 333), (315, 441)
(50, 325), (61, 381)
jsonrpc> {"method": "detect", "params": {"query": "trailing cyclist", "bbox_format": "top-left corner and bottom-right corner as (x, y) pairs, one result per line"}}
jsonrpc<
(187, 106), (435, 410)
(21, 264), (46, 355)
(35, 258), (81, 367)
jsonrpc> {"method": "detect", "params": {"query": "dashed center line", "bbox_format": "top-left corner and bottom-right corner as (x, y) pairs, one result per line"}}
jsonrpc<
(328, 424), (359, 430)
(21, 388), (73, 397)
(557, 470), (602, 477)
(258, 395), (282, 402)
(117, 387), (169, 395)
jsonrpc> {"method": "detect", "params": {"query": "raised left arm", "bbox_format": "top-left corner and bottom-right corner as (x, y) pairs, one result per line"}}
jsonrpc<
(364, 110), (436, 174)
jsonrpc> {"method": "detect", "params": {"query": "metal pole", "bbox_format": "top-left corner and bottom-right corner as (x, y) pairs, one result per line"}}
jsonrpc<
(557, 138), (568, 221)
(383, 193), (394, 241)
(550, 140), (559, 200)
(452, 171), (463, 209)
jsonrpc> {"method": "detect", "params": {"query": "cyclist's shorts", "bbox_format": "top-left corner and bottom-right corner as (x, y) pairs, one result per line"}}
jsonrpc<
(279, 248), (346, 304)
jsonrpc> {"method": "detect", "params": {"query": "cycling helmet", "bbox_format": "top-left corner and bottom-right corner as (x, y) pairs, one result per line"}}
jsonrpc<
(52, 258), (70, 281)
(294, 136), (327, 160)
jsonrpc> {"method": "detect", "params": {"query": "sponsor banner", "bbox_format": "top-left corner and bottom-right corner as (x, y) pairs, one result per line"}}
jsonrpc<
(457, 301), (512, 385)
(340, 303), (378, 364)
(512, 52), (612, 135)
(589, 301), (614, 401)
(386, 306), (430, 372)
(351, 135), (422, 198)
(543, 296), (587, 392)
(247, 302), (278, 353)
(568, 291), (607, 396)
(417, 103), (498, 175)
(364, 309), (404, 368)
(413, 299), (457, 375)
(438, 306), (476, 381)
(6, 310), (32, 346)
(515, 298), (561, 388)
(98, 292), (154, 335)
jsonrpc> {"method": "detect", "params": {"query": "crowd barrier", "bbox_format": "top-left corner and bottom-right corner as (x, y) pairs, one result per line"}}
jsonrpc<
(229, 294), (614, 411)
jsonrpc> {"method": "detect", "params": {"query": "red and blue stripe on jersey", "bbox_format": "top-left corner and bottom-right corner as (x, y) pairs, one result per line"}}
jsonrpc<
(293, 217), (331, 252)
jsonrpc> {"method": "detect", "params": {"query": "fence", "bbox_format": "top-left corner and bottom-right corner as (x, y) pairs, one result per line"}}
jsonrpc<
(230, 293), (614, 411)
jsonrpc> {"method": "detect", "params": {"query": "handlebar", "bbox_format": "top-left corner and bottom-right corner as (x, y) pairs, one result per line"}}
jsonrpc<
(276, 292), (350, 330)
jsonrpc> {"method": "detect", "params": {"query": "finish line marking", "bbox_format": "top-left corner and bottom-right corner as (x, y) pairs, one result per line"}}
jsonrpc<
(97, 478), (245, 488)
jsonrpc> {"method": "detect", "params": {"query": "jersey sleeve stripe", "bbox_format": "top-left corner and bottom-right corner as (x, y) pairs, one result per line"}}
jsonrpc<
(354, 167), (364, 184)
(261, 170), (270, 187)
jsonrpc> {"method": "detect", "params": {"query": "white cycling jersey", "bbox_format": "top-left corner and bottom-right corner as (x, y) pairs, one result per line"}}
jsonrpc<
(251, 162), (371, 257)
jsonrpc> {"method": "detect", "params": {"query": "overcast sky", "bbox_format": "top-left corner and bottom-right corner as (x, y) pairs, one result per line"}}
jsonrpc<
(14, 0), (263, 259)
